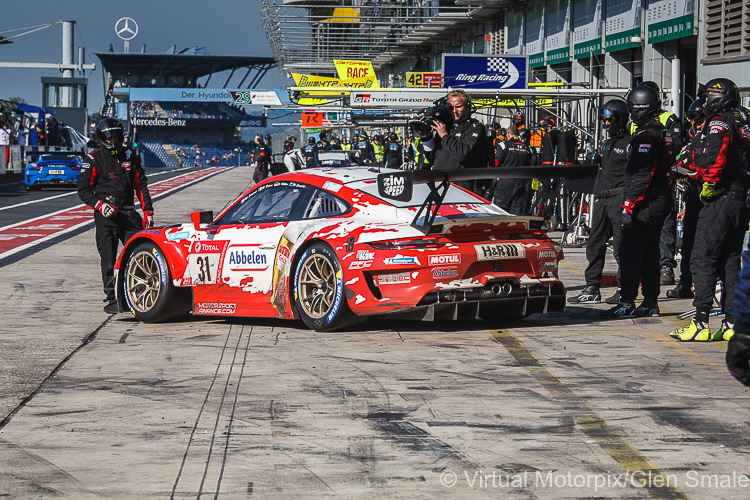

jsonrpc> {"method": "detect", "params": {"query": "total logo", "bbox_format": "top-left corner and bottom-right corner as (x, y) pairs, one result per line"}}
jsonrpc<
(194, 241), (223, 253)
(429, 254), (461, 266)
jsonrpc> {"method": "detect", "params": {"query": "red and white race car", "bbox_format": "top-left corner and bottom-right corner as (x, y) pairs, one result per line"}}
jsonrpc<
(114, 166), (588, 330)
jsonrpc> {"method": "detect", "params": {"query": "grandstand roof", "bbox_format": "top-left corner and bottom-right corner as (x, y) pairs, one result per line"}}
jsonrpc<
(95, 53), (276, 81)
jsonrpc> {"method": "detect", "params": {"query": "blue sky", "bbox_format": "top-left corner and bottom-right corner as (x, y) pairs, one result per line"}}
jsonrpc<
(0, 0), (290, 111)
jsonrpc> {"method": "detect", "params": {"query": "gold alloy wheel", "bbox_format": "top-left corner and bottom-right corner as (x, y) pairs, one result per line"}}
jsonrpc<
(298, 254), (336, 319)
(126, 250), (162, 313)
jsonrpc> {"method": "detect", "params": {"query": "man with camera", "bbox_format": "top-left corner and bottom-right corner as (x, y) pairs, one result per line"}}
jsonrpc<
(416, 90), (486, 181)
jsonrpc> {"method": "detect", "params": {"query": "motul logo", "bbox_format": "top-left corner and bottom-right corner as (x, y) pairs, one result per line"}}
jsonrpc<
(429, 254), (461, 266)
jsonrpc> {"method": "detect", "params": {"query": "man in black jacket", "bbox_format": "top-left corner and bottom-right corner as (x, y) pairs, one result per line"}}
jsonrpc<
(425, 89), (486, 173)
(492, 124), (531, 214)
(602, 86), (673, 319)
(569, 99), (631, 305)
(78, 118), (153, 314)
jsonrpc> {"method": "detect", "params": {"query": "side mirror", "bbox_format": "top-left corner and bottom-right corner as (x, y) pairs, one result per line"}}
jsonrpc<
(191, 210), (213, 231)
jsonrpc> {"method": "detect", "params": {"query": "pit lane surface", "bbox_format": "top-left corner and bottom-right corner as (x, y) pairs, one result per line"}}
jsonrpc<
(1, 166), (749, 499)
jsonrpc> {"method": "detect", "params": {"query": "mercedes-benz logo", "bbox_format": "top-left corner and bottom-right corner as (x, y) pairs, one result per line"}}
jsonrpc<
(115, 17), (138, 41)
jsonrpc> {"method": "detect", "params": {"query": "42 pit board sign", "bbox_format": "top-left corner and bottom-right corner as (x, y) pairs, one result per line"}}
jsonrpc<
(406, 72), (442, 88)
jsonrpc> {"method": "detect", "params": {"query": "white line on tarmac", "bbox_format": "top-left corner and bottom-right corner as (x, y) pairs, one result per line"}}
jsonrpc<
(0, 167), (234, 260)
(0, 169), (186, 211)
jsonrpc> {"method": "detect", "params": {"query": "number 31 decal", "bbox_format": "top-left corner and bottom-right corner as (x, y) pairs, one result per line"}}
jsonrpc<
(189, 253), (219, 284)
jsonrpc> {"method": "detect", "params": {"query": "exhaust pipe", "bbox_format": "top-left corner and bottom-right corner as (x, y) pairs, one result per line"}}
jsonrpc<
(490, 283), (514, 296)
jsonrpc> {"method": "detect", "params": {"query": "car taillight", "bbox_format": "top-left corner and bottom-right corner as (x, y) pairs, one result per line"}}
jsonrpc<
(28, 166), (42, 171)
(370, 237), (444, 250)
(70, 166), (82, 171)
(533, 231), (552, 242)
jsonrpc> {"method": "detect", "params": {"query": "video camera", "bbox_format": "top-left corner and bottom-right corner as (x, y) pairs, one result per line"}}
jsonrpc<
(409, 97), (453, 138)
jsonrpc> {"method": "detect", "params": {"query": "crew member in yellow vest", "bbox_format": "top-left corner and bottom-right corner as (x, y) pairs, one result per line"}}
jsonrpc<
(372, 136), (385, 166)
(341, 138), (352, 151)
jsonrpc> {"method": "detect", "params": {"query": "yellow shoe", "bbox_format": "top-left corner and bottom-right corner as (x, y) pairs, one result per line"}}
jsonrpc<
(669, 319), (711, 342)
(713, 321), (735, 341)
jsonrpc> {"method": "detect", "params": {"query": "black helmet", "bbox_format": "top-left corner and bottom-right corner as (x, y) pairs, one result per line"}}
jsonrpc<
(389, 132), (398, 142)
(736, 106), (750, 125)
(600, 99), (629, 133)
(685, 98), (705, 122)
(308, 137), (315, 145)
(626, 86), (661, 126)
(96, 118), (124, 150)
(638, 80), (660, 92)
(698, 78), (739, 116)
(319, 131), (327, 140)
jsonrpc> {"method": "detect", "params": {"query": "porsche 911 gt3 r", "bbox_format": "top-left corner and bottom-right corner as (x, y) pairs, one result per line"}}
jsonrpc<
(113, 166), (577, 331)
(24, 153), (85, 190)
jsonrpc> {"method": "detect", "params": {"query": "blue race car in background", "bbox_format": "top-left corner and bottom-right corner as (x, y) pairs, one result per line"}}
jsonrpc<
(24, 153), (85, 191)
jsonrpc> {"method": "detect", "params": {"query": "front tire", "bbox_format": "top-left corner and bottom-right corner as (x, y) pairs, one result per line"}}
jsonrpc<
(123, 242), (190, 322)
(293, 242), (354, 331)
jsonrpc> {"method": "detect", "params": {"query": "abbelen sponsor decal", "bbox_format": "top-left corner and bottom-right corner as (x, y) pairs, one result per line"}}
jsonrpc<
(539, 261), (558, 271)
(429, 254), (461, 266)
(196, 302), (237, 315)
(537, 250), (557, 259)
(432, 267), (459, 279)
(378, 272), (411, 285)
(228, 248), (268, 270)
(475, 243), (526, 260)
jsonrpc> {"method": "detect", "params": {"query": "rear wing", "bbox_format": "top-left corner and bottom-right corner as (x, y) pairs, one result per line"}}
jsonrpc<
(376, 164), (597, 233)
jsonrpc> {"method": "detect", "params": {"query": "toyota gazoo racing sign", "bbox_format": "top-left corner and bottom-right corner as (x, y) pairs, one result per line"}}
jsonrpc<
(442, 54), (528, 90)
(350, 91), (434, 108)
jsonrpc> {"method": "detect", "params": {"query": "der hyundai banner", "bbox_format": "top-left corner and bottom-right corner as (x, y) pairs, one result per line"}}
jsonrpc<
(442, 54), (528, 90)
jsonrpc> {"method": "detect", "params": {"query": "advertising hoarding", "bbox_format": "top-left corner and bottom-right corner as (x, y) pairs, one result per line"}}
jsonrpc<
(442, 54), (528, 90)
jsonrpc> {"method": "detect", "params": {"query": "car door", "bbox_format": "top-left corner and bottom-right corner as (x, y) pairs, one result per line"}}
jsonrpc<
(192, 181), (314, 317)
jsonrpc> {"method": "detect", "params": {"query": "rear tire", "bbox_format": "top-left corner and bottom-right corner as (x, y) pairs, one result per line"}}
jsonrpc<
(123, 242), (191, 322)
(292, 242), (354, 331)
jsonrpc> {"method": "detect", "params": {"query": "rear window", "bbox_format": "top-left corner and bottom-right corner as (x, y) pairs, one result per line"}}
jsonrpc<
(354, 181), (487, 208)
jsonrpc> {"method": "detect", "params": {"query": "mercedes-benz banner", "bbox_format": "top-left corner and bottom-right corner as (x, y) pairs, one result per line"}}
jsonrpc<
(442, 54), (528, 90)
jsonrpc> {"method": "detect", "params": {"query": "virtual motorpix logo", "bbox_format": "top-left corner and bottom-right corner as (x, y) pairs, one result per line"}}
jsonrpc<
(439, 469), (750, 492)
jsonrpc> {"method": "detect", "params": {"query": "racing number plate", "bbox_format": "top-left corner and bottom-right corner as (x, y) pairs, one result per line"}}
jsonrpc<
(188, 241), (224, 285)
(474, 242), (526, 261)
(49, 169), (65, 175)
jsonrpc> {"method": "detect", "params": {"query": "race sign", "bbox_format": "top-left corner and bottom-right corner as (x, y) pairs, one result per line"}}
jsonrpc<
(301, 112), (323, 128)
(406, 72), (442, 88)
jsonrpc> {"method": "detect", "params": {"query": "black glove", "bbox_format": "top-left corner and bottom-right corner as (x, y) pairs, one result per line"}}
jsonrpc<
(726, 333), (750, 386)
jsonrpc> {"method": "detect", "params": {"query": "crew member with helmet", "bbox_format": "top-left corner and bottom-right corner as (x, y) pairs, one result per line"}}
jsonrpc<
(283, 135), (296, 153)
(315, 131), (331, 153)
(372, 135), (385, 166)
(492, 124), (532, 214)
(569, 99), (631, 305)
(630, 81), (684, 286)
(385, 132), (403, 169)
(252, 134), (271, 183)
(355, 133), (374, 164)
(670, 78), (750, 341)
(602, 85), (673, 318)
(302, 137), (317, 168)
(77, 118), (154, 314)
(666, 98), (707, 299)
